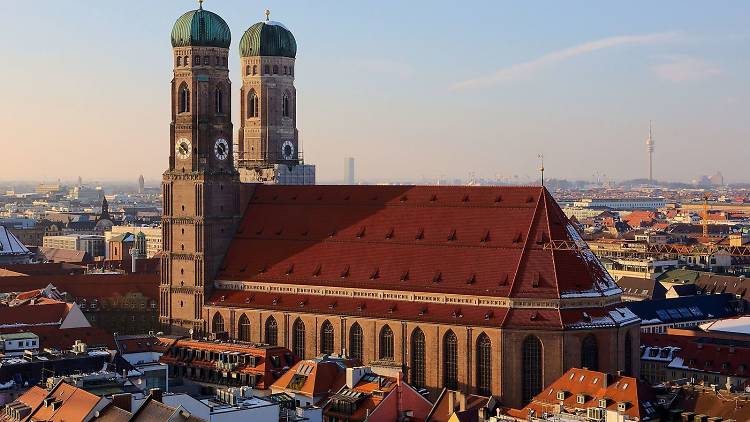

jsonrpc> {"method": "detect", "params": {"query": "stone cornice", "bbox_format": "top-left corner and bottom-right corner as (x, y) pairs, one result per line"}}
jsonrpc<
(213, 279), (622, 310)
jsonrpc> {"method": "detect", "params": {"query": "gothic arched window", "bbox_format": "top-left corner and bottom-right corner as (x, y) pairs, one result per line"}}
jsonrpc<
(245, 65), (251, 76)
(265, 316), (278, 346)
(293, 318), (306, 359)
(222, 57), (227, 67)
(264, 65), (270, 75)
(211, 313), (224, 334)
(522, 336), (543, 403)
(253, 65), (258, 75)
(624, 332), (633, 376)
(379, 325), (394, 360)
(247, 91), (259, 118)
(273, 65), (278, 74)
(176, 56), (182, 67)
(411, 328), (426, 388)
(282, 93), (290, 118)
(476, 333), (492, 396)
(184, 56), (190, 66)
(350, 323), (363, 363)
(581, 335), (599, 371)
(320, 320), (335, 355)
(179, 84), (190, 113)
(215, 87), (224, 114)
(443, 330), (458, 389)
(238, 314), (251, 341)
(203, 56), (209, 65)
(215, 56), (220, 66)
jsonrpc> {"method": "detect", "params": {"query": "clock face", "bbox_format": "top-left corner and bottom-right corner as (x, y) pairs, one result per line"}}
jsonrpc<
(214, 138), (229, 160)
(176, 138), (191, 160)
(281, 141), (295, 160)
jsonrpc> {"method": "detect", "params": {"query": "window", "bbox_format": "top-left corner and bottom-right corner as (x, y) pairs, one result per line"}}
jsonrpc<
(320, 320), (334, 355)
(522, 335), (543, 403)
(179, 84), (190, 113)
(247, 90), (259, 118)
(215, 56), (220, 66)
(350, 323), (363, 363)
(203, 56), (209, 65)
(184, 56), (190, 65)
(265, 316), (278, 346)
(222, 57), (227, 67)
(264, 65), (270, 74)
(577, 394), (586, 404)
(212, 313), (224, 334)
(557, 391), (566, 400)
(246, 65), (251, 76)
(215, 87), (224, 114)
(379, 325), (394, 360)
(252, 65), (257, 75)
(293, 318), (306, 359)
(238, 314), (251, 341)
(282, 93), (290, 118)
(444, 330), (458, 389)
(476, 333), (492, 396)
(176, 56), (182, 67)
(411, 328), (426, 388)
(273, 65), (278, 74)
(581, 335), (599, 371)
(624, 332), (633, 376)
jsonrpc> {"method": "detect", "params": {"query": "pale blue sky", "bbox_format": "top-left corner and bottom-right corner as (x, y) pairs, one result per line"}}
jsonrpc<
(1, 1), (748, 183)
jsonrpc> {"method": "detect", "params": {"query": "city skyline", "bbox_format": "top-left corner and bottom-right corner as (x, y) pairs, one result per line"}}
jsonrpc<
(1, 1), (748, 183)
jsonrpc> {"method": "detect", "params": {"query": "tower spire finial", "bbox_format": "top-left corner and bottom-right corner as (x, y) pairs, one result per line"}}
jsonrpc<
(538, 154), (545, 187)
(198, 0), (203, 10)
(265, 9), (270, 21)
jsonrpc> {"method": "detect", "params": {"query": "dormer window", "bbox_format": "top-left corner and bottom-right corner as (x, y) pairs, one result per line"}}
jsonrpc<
(617, 402), (628, 412)
(577, 394), (586, 404)
(599, 399), (608, 408)
(557, 391), (566, 401)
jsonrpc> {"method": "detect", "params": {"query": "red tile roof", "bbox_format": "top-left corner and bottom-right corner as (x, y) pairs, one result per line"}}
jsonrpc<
(217, 185), (620, 304)
(0, 273), (158, 300)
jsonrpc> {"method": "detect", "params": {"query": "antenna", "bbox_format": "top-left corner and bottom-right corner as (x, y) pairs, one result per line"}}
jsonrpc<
(538, 154), (545, 187)
(646, 120), (655, 184)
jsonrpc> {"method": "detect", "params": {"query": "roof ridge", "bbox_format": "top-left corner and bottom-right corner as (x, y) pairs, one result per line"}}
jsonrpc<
(508, 191), (544, 297)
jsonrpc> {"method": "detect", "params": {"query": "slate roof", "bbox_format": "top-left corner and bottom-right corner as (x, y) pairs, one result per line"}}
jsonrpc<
(0, 226), (31, 256)
(623, 293), (739, 326)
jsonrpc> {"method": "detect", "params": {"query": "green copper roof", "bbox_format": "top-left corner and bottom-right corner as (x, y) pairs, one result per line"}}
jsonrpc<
(239, 21), (297, 58)
(171, 8), (231, 49)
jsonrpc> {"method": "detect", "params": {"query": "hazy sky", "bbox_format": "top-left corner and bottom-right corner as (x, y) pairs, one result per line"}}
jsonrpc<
(1, 1), (748, 184)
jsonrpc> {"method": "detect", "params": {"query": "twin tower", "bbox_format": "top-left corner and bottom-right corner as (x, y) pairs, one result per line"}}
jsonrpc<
(161, 5), (311, 333)
(169, 4), (314, 184)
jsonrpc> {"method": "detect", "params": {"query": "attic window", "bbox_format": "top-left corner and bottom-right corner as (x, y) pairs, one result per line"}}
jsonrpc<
(462, 194), (470, 202)
(285, 264), (294, 275)
(452, 310), (463, 318)
(272, 297), (280, 305)
(526, 196), (534, 203)
(532, 273), (540, 287)
(328, 302), (336, 309)
(400, 271), (410, 281)
(312, 264), (322, 277)
(577, 394), (586, 404)
(301, 230), (309, 236)
(617, 402), (627, 412)
(513, 232), (523, 243)
(432, 272), (442, 283)
(430, 194), (438, 202)
(244, 295), (254, 303)
(447, 229), (457, 241)
(598, 399), (608, 408)
(256, 228), (263, 235)
(400, 195), (408, 202)
(385, 228), (394, 239)
(556, 391), (566, 401)
(291, 195), (297, 200)
(484, 312), (493, 320)
(329, 231), (337, 237)
(357, 303), (365, 311)
(344, 195), (350, 200)
(495, 195), (502, 203)
(275, 228), (283, 235)
(467, 274), (476, 285)
(498, 273), (508, 286)
(418, 307), (427, 316)
(536, 232), (548, 244)
(298, 300), (306, 308)
(341, 266), (351, 278)
(356, 227), (366, 238)
(415, 228), (424, 240)
(530, 311), (539, 321)
(481, 230), (490, 242)
(370, 268), (380, 280)
(240, 265), (247, 273)
(388, 304), (396, 313)
(258, 264), (267, 274)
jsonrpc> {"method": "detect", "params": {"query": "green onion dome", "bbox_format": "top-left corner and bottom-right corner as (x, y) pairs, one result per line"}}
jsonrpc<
(171, 7), (231, 49)
(239, 20), (297, 58)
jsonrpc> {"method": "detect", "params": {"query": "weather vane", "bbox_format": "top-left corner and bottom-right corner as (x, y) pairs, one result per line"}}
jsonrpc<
(265, 9), (270, 21)
(538, 154), (545, 187)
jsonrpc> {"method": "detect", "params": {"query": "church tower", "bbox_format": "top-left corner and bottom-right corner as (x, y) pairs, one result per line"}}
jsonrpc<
(236, 12), (314, 184)
(160, 4), (240, 334)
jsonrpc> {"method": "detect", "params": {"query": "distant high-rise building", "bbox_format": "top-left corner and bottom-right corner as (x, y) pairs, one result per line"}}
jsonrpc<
(344, 157), (355, 184)
(77, 176), (82, 186)
(138, 174), (145, 194)
(646, 121), (655, 183)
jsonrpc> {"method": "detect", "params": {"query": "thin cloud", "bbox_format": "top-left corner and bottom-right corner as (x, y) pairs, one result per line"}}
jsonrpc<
(652, 55), (721, 82)
(453, 32), (684, 90)
(345, 59), (414, 79)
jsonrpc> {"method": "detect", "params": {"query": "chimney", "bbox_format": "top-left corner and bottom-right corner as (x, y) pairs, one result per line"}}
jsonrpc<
(149, 388), (163, 403)
(112, 393), (132, 412)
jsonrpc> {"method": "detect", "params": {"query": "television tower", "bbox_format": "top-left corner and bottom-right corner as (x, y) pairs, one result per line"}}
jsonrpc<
(646, 121), (655, 184)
